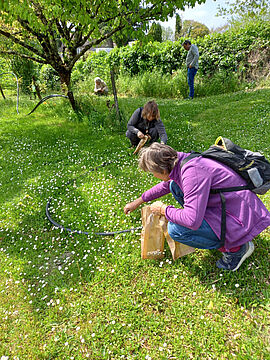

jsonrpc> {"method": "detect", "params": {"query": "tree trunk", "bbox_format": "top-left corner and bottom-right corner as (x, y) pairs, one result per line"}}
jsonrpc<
(59, 69), (77, 111)
(0, 84), (5, 99)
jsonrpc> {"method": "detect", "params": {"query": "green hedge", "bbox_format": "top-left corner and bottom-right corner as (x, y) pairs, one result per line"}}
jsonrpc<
(72, 21), (269, 80)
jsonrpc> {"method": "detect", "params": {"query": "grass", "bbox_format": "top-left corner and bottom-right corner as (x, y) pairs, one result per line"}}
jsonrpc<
(0, 89), (270, 359)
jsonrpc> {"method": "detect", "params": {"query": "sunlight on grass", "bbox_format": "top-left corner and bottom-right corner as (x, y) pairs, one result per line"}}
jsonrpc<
(0, 90), (269, 359)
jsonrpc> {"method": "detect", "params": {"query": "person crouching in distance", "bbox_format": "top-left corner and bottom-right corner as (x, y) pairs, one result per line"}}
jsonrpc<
(94, 77), (108, 96)
(124, 143), (270, 271)
(126, 101), (168, 147)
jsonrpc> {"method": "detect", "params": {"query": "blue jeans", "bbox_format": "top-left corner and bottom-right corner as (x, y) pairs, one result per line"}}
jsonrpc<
(187, 67), (198, 98)
(168, 181), (221, 249)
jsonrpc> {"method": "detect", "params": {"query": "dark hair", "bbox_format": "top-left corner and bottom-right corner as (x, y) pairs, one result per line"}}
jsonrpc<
(182, 40), (191, 46)
(141, 100), (160, 120)
(139, 143), (178, 174)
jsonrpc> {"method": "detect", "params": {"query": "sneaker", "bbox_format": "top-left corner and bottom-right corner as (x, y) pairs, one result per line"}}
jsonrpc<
(216, 241), (254, 271)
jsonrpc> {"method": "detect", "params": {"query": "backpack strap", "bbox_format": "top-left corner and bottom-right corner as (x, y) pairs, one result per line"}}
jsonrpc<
(181, 152), (252, 246)
(180, 152), (201, 167)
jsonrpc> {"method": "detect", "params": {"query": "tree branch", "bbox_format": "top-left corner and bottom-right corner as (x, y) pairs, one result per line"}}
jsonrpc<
(0, 28), (44, 58)
(0, 50), (47, 64)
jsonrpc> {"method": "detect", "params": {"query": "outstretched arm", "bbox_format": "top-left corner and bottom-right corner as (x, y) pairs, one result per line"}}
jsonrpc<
(124, 196), (144, 214)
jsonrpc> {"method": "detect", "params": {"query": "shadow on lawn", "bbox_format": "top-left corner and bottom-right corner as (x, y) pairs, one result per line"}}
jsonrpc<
(176, 233), (270, 308)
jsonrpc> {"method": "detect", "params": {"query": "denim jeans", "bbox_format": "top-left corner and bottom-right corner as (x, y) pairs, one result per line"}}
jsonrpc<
(168, 181), (221, 249)
(187, 67), (198, 98)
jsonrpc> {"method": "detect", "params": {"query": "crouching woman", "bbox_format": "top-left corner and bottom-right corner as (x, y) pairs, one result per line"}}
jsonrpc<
(124, 143), (270, 271)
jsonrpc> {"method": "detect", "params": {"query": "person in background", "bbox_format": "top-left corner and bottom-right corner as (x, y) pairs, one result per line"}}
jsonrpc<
(31, 81), (37, 99)
(182, 40), (199, 100)
(126, 101), (167, 147)
(124, 143), (270, 271)
(94, 77), (108, 95)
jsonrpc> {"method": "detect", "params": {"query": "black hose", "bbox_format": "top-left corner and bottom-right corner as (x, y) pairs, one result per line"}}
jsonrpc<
(0, 72), (69, 115)
(46, 198), (142, 237)
(45, 158), (142, 237)
(27, 94), (69, 115)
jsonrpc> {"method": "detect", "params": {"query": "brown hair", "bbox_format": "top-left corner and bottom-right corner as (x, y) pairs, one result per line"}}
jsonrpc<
(139, 142), (178, 174)
(141, 100), (160, 120)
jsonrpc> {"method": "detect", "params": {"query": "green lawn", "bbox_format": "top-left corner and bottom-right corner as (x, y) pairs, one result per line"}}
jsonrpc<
(0, 89), (269, 360)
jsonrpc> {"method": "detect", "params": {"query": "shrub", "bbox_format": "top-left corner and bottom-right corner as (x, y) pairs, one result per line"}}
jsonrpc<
(39, 64), (60, 91)
(10, 56), (38, 94)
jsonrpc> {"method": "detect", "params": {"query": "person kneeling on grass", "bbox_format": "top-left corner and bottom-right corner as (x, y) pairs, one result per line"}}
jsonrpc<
(124, 143), (270, 271)
(94, 77), (108, 96)
(126, 100), (168, 147)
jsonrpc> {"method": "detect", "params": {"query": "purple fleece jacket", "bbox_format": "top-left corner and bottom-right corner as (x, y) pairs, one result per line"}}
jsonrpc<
(142, 152), (270, 250)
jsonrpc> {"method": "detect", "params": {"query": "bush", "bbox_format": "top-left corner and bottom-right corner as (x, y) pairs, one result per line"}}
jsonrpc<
(72, 51), (111, 86)
(116, 70), (188, 98)
(195, 71), (241, 97)
(39, 64), (60, 91)
(10, 56), (38, 94)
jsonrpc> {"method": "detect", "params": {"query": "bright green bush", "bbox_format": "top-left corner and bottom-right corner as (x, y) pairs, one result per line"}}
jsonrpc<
(39, 64), (60, 91)
(115, 69), (243, 99)
(116, 70), (188, 98)
(10, 56), (38, 94)
(108, 21), (270, 77)
(72, 51), (111, 85)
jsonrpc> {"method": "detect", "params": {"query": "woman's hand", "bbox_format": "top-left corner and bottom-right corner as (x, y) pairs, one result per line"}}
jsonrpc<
(124, 197), (144, 214)
(150, 201), (167, 216)
(137, 131), (145, 139)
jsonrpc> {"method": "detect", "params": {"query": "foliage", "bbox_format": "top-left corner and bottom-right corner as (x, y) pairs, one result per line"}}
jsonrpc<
(107, 21), (270, 78)
(198, 21), (270, 76)
(175, 13), (182, 41)
(162, 26), (174, 42)
(181, 20), (210, 39)
(72, 51), (111, 87)
(0, 90), (269, 359)
(0, 56), (14, 91)
(147, 22), (163, 42)
(109, 40), (186, 76)
(39, 64), (61, 91)
(114, 69), (244, 99)
(0, 0), (204, 110)
(218, 0), (270, 24)
(10, 56), (38, 94)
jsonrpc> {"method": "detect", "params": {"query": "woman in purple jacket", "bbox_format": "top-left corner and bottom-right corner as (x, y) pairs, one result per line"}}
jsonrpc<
(124, 143), (270, 271)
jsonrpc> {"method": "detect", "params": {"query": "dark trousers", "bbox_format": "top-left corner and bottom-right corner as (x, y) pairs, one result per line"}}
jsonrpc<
(126, 128), (159, 146)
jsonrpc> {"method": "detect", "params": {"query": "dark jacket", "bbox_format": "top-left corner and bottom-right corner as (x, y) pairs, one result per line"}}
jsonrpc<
(127, 107), (168, 144)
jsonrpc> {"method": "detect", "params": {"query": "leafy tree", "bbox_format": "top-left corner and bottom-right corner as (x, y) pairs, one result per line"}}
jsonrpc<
(175, 13), (182, 40)
(0, 0), (204, 110)
(181, 20), (210, 39)
(218, 0), (270, 24)
(148, 22), (163, 42)
(162, 26), (174, 42)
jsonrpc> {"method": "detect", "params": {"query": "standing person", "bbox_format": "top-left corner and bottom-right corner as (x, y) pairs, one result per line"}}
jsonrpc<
(126, 101), (168, 147)
(94, 77), (108, 95)
(124, 143), (270, 271)
(182, 40), (199, 100)
(31, 81), (37, 99)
